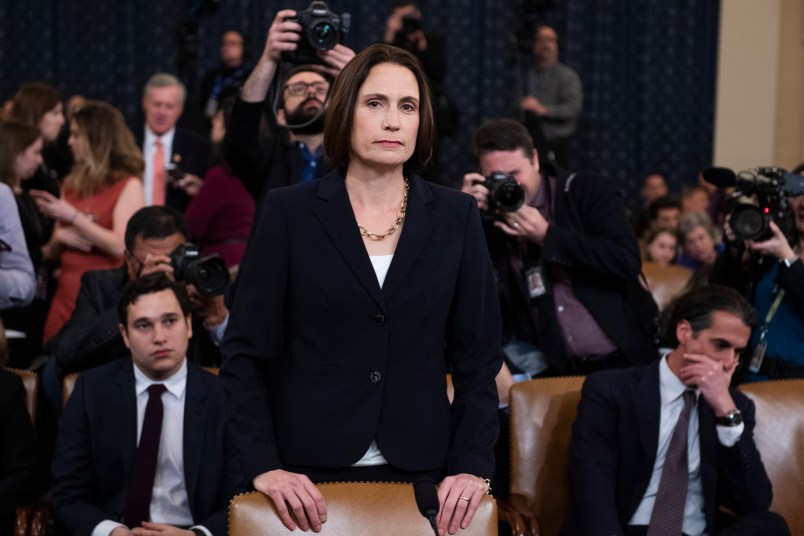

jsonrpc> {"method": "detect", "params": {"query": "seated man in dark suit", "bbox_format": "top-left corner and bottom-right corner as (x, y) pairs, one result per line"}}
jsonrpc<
(564, 286), (790, 536)
(51, 274), (243, 536)
(46, 206), (227, 405)
(137, 73), (210, 212)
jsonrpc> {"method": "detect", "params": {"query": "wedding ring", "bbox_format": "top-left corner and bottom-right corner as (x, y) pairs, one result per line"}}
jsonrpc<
(512, 222), (519, 229)
(459, 496), (470, 502)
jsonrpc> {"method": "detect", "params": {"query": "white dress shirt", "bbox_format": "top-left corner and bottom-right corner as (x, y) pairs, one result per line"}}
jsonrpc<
(143, 126), (176, 206)
(629, 356), (744, 536)
(92, 360), (212, 536)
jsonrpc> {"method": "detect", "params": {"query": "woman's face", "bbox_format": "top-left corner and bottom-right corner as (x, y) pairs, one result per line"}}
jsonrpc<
(646, 231), (677, 266)
(39, 102), (65, 142)
(15, 137), (44, 181)
(684, 225), (716, 264)
(349, 62), (420, 172)
(67, 124), (87, 162)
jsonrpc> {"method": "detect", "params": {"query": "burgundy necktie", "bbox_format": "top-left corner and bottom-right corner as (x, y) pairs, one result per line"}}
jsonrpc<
(647, 389), (696, 536)
(124, 383), (167, 528)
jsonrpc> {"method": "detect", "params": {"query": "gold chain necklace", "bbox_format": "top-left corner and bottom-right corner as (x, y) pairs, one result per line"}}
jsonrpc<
(358, 178), (409, 241)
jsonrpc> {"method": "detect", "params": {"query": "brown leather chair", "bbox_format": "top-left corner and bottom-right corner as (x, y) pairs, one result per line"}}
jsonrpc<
(507, 376), (585, 536)
(3, 367), (39, 425)
(229, 482), (498, 536)
(641, 262), (692, 312)
(738, 379), (804, 534)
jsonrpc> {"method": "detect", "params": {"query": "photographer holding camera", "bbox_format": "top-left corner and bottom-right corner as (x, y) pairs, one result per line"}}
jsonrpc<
(44, 206), (228, 406)
(710, 164), (804, 381)
(462, 118), (658, 381)
(223, 3), (355, 203)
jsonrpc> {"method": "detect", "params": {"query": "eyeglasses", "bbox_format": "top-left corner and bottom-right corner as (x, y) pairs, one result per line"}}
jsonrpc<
(284, 81), (329, 97)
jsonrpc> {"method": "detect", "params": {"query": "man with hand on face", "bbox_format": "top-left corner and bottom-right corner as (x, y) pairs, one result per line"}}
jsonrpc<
(47, 207), (226, 402)
(564, 286), (789, 536)
(223, 8), (355, 202)
(138, 74), (210, 212)
(51, 274), (244, 536)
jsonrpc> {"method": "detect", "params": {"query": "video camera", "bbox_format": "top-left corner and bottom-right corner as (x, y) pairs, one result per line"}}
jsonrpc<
(703, 166), (804, 242)
(170, 244), (230, 296)
(473, 172), (526, 214)
(282, 1), (351, 65)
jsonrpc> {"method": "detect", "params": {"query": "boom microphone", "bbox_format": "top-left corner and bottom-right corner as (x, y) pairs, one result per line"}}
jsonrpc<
(413, 477), (440, 536)
(702, 167), (737, 189)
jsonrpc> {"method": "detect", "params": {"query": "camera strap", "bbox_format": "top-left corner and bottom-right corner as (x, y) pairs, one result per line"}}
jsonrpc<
(749, 285), (786, 373)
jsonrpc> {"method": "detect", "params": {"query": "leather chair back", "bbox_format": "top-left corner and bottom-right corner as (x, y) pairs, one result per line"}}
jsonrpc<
(509, 376), (585, 536)
(641, 262), (692, 311)
(229, 482), (497, 536)
(4, 367), (39, 425)
(738, 379), (804, 534)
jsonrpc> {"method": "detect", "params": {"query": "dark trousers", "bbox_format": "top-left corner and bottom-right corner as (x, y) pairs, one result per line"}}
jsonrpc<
(624, 511), (790, 536)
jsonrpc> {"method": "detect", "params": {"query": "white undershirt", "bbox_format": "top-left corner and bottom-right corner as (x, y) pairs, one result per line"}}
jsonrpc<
(352, 254), (394, 467)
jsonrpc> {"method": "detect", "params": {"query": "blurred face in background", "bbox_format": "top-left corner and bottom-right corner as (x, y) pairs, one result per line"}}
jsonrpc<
(220, 31), (245, 68)
(684, 225), (717, 265)
(533, 26), (559, 66)
(646, 230), (677, 266)
(641, 174), (668, 206)
(39, 102), (65, 143)
(143, 85), (183, 137)
(15, 137), (44, 181)
(67, 124), (87, 162)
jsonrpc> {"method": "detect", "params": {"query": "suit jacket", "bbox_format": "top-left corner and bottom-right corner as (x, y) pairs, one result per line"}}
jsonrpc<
(220, 171), (503, 483)
(51, 359), (244, 536)
(486, 165), (658, 371)
(135, 126), (210, 212)
(563, 360), (773, 535)
(49, 266), (221, 376)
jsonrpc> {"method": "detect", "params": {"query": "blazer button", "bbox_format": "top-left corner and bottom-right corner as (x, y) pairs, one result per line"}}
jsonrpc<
(373, 314), (385, 325)
(370, 371), (382, 383)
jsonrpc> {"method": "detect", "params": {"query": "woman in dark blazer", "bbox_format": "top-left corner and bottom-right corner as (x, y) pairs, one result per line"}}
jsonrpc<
(221, 43), (502, 535)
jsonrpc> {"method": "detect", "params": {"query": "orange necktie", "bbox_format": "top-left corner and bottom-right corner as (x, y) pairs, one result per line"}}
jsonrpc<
(152, 138), (166, 206)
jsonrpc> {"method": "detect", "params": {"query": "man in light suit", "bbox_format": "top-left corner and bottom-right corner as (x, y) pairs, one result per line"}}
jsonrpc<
(564, 286), (789, 536)
(137, 73), (210, 212)
(51, 274), (243, 536)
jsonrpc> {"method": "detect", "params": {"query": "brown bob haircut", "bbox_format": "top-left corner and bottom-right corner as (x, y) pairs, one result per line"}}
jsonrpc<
(9, 83), (61, 128)
(323, 44), (435, 173)
(0, 121), (41, 187)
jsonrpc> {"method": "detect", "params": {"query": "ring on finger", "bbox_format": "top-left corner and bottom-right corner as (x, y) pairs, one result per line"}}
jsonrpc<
(512, 221), (520, 229)
(459, 496), (470, 502)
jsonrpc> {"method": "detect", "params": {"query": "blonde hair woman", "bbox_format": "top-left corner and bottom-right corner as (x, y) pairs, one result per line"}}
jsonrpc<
(31, 100), (144, 342)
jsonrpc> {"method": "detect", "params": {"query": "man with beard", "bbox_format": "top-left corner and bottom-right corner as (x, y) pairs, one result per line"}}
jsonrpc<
(223, 8), (355, 202)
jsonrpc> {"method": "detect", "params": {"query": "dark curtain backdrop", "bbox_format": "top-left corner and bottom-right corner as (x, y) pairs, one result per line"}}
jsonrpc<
(1, 0), (719, 205)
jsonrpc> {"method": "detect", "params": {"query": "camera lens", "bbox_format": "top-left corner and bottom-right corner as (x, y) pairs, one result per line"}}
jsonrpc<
(310, 21), (338, 50)
(494, 182), (526, 212)
(188, 257), (230, 296)
(730, 205), (766, 240)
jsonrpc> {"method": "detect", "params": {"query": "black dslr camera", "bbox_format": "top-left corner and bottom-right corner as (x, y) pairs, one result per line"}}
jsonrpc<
(169, 244), (230, 296)
(704, 166), (804, 242)
(473, 172), (526, 214)
(282, 1), (351, 65)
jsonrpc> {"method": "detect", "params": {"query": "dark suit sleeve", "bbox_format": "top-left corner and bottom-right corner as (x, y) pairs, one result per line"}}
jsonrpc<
(222, 98), (271, 199)
(51, 375), (114, 535)
(567, 374), (625, 536)
(50, 270), (122, 375)
(0, 373), (40, 532)
(542, 173), (641, 281)
(220, 190), (289, 482)
(716, 393), (773, 514)
(443, 199), (503, 478)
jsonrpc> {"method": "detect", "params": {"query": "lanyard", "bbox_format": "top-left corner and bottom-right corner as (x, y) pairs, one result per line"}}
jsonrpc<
(758, 287), (785, 342)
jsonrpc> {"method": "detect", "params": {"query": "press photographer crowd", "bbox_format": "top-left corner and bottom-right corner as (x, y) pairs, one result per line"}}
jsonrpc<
(0, 1), (801, 535)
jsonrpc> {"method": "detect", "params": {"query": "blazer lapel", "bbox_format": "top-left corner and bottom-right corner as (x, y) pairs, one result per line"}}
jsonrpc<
(114, 362), (138, 479)
(632, 362), (662, 467)
(381, 176), (438, 301)
(183, 364), (208, 506)
(312, 172), (386, 310)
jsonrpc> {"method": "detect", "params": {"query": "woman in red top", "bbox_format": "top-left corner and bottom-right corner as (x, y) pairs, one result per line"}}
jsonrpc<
(32, 101), (144, 343)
